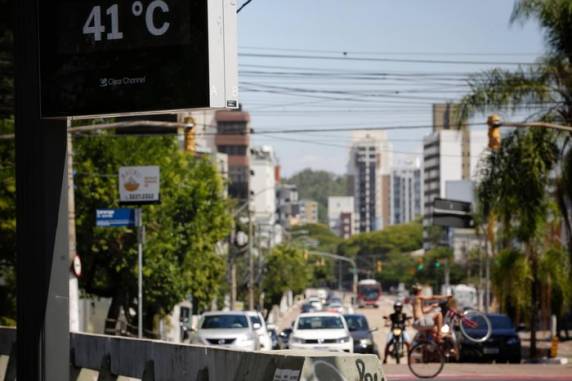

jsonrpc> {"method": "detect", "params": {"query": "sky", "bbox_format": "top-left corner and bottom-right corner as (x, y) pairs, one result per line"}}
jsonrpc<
(236, 0), (545, 177)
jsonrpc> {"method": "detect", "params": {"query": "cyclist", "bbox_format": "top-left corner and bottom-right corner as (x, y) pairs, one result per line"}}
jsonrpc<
(411, 285), (451, 343)
(382, 301), (411, 364)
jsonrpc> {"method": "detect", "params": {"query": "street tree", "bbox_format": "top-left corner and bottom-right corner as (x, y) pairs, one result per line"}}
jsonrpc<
(261, 244), (310, 310)
(458, 0), (572, 357)
(73, 133), (232, 336)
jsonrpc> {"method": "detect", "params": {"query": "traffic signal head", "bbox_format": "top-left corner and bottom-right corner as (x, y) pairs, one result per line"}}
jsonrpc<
(376, 260), (382, 272)
(487, 114), (502, 151)
(435, 260), (441, 269)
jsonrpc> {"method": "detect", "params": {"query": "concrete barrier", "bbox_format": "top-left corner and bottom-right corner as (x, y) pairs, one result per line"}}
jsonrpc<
(0, 327), (385, 381)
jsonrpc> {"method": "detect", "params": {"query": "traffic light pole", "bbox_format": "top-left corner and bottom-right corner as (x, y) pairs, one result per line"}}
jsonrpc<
(308, 251), (359, 295)
(135, 208), (144, 338)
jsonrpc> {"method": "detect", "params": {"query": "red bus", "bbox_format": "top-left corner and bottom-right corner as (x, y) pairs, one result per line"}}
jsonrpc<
(357, 279), (382, 308)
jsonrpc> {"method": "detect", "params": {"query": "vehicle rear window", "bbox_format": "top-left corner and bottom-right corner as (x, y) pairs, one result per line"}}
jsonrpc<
(489, 315), (514, 329)
(201, 315), (249, 329)
(344, 315), (369, 331)
(297, 316), (344, 330)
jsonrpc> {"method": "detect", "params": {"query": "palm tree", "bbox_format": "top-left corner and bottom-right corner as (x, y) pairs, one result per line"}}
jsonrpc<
(458, 1), (572, 357)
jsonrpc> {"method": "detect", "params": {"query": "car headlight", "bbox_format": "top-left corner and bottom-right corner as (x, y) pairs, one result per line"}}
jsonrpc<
(236, 335), (255, 344)
(506, 337), (519, 346)
(359, 339), (373, 346)
(338, 336), (351, 343)
(290, 336), (304, 344)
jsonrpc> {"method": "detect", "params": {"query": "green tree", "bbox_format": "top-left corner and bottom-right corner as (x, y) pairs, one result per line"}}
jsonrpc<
(458, 0), (572, 357)
(74, 133), (232, 336)
(261, 244), (311, 309)
(0, 0), (13, 118)
(284, 169), (350, 223)
(475, 127), (558, 357)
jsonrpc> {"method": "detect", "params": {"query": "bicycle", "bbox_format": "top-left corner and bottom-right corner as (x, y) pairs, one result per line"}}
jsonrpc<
(408, 304), (492, 379)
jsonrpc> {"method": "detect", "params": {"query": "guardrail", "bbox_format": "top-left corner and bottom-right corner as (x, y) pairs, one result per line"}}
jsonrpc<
(0, 327), (385, 381)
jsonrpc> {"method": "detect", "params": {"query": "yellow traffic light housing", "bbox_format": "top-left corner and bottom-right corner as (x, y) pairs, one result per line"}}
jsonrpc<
(184, 116), (196, 153)
(487, 114), (502, 151)
(376, 260), (382, 273)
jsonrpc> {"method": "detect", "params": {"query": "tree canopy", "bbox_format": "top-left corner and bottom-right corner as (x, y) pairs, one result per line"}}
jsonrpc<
(73, 133), (232, 335)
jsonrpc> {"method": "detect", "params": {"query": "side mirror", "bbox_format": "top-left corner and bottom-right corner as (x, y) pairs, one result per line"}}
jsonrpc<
(369, 327), (378, 333)
(253, 323), (261, 330)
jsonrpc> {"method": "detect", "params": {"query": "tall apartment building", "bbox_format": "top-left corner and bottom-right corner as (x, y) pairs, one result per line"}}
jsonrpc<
(391, 165), (422, 225)
(250, 146), (281, 247)
(328, 196), (356, 238)
(423, 104), (488, 249)
(214, 110), (251, 200)
(348, 131), (393, 232)
(276, 184), (299, 228)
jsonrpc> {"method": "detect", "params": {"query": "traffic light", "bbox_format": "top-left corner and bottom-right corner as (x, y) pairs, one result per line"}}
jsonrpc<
(435, 260), (441, 269)
(487, 114), (502, 151)
(376, 260), (382, 273)
(184, 116), (196, 153)
(416, 257), (424, 271)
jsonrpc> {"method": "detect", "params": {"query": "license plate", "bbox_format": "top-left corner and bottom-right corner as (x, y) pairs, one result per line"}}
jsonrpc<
(483, 347), (499, 354)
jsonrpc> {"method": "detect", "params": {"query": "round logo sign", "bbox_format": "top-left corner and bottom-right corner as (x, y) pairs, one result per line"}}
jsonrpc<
(72, 255), (82, 278)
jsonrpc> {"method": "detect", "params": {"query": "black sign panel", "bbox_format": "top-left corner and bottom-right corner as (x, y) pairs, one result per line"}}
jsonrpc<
(39, 0), (209, 117)
(433, 215), (474, 229)
(433, 198), (472, 213)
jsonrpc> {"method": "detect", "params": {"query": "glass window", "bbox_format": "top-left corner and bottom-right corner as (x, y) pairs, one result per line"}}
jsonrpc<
(201, 314), (249, 329)
(297, 316), (344, 330)
(344, 315), (369, 332)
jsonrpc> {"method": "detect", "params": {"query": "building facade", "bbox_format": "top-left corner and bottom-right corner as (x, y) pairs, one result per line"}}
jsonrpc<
(299, 200), (319, 225)
(276, 184), (299, 228)
(328, 196), (356, 238)
(391, 166), (422, 225)
(348, 131), (393, 232)
(214, 110), (251, 200)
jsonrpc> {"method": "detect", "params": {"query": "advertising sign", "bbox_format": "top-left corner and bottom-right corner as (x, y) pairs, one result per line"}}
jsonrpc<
(39, 0), (238, 117)
(118, 166), (160, 204)
(96, 208), (136, 227)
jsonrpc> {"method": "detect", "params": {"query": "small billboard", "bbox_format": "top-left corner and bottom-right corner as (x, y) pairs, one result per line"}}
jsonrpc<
(118, 166), (160, 204)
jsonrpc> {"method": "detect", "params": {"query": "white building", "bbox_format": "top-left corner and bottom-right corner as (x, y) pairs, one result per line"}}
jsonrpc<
(328, 196), (356, 238)
(391, 157), (422, 225)
(422, 104), (489, 251)
(250, 146), (281, 247)
(348, 131), (393, 232)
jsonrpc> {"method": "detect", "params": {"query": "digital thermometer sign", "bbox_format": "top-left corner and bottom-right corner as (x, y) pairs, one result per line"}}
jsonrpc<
(39, 0), (238, 117)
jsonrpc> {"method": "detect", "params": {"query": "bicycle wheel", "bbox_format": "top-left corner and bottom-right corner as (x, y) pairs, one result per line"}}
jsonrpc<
(408, 341), (445, 379)
(460, 310), (492, 343)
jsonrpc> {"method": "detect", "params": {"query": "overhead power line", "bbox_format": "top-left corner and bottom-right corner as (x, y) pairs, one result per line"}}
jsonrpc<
(239, 52), (537, 66)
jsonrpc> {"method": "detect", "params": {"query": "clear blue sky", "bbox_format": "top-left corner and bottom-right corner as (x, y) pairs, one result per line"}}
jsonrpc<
(237, 0), (545, 177)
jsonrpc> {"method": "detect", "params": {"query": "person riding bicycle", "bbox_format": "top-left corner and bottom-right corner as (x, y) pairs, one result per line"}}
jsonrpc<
(382, 301), (411, 364)
(411, 285), (451, 343)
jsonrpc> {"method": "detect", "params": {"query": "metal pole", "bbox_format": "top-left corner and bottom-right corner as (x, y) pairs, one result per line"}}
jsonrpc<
(248, 207), (254, 310)
(15, 0), (69, 378)
(67, 125), (80, 332)
(444, 258), (450, 292)
(135, 208), (143, 337)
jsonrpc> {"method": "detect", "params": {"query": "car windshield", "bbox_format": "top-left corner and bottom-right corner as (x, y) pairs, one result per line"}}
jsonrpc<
(344, 315), (369, 332)
(201, 315), (249, 329)
(297, 316), (344, 330)
(489, 315), (514, 330)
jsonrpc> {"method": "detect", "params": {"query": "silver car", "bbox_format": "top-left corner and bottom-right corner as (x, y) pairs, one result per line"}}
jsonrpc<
(192, 311), (259, 351)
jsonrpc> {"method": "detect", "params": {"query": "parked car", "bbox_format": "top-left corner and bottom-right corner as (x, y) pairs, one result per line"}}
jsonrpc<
(344, 314), (378, 355)
(325, 301), (345, 314)
(289, 312), (353, 353)
(460, 313), (521, 363)
(307, 297), (323, 312)
(278, 327), (293, 349)
(192, 311), (259, 351)
(246, 311), (273, 351)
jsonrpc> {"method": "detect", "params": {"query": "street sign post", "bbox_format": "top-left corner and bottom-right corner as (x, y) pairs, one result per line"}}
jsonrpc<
(96, 208), (136, 227)
(39, 0), (238, 117)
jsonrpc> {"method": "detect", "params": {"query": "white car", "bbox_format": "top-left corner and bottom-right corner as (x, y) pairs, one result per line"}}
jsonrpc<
(192, 311), (259, 351)
(289, 312), (353, 353)
(246, 311), (273, 351)
(306, 297), (323, 312)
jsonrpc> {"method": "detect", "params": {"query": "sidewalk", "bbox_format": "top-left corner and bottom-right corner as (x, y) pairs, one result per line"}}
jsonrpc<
(519, 331), (572, 362)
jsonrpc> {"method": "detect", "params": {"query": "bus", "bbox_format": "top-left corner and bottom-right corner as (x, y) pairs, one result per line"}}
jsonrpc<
(357, 279), (382, 308)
